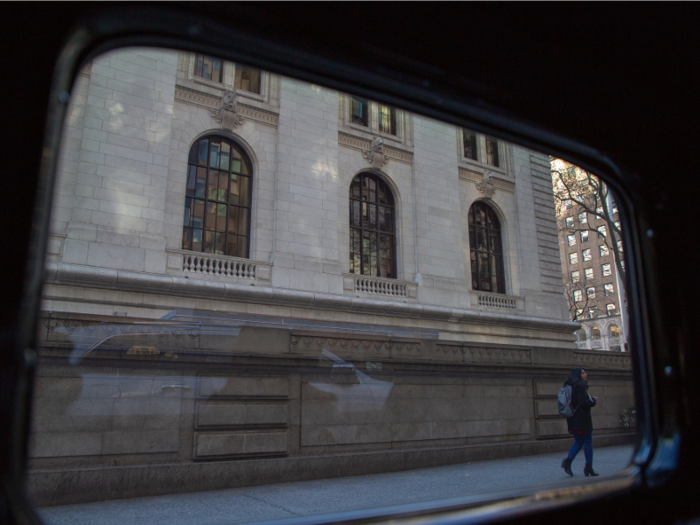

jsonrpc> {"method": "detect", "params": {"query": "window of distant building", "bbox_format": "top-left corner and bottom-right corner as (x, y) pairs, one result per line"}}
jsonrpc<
(565, 217), (574, 228)
(485, 136), (500, 167)
(378, 104), (397, 136)
(565, 200), (573, 210)
(598, 225), (607, 238)
(576, 308), (584, 318)
(580, 231), (589, 243)
(607, 303), (617, 315)
(468, 201), (505, 293)
(582, 248), (592, 262)
(589, 307), (598, 319)
(591, 325), (601, 338)
(351, 96), (369, 126)
(349, 173), (396, 278)
(600, 244), (609, 257)
(574, 290), (583, 302)
(578, 212), (587, 224)
(596, 206), (604, 216)
(587, 287), (595, 299)
(576, 328), (587, 341)
(462, 129), (478, 160)
(604, 283), (614, 296)
(617, 240), (624, 252)
(621, 260), (625, 271)
(602, 263), (612, 277)
(182, 136), (252, 258)
(569, 253), (578, 265)
(567, 234), (576, 246)
(585, 268), (594, 280)
(194, 54), (223, 83)
(234, 64), (261, 94)
(610, 325), (620, 338)
(571, 271), (580, 283)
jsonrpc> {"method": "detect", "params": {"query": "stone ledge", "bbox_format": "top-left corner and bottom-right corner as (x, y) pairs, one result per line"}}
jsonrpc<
(28, 432), (634, 507)
(44, 263), (580, 333)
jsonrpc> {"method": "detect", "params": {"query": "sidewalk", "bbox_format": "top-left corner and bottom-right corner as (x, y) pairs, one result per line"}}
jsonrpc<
(38, 444), (634, 525)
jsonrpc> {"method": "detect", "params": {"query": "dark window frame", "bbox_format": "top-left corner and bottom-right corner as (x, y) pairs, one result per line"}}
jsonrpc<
(463, 129), (478, 160)
(485, 135), (500, 167)
(469, 201), (506, 294)
(234, 64), (262, 94)
(194, 53), (224, 83)
(349, 172), (397, 278)
(182, 135), (253, 258)
(351, 96), (369, 126)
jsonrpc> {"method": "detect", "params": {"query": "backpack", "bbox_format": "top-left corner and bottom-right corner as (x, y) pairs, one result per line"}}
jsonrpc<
(557, 384), (576, 418)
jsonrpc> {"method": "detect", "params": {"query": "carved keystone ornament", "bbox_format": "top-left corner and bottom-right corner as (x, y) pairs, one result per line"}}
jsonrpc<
(362, 136), (389, 168)
(476, 171), (497, 199)
(210, 90), (245, 130)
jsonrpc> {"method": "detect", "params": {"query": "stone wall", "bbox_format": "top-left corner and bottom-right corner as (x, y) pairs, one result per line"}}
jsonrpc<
(27, 313), (634, 507)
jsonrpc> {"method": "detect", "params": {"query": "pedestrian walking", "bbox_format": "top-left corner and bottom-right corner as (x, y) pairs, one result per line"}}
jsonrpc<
(561, 367), (599, 477)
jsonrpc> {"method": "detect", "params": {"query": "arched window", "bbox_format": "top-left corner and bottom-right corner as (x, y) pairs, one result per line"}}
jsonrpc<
(468, 201), (505, 293)
(182, 136), (252, 258)
(576, 329), (587, 342)
(609, 325), (620, 338)
(349, 173), (396, 278)
(591, 326), (601, 340)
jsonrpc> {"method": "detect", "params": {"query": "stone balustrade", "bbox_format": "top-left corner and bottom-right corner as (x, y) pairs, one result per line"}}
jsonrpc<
(471, 291), (521, 312)
(167, 250), (271, 282)
(342, 273), (418, 299)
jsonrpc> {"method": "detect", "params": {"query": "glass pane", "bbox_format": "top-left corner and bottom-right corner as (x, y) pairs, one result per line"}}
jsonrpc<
(227, 206), (239, 234)
(216, 204), (227, 231)
(181, 227), (192, 250)
(230, 174), (240, 204)
(192, 228), (202, 251)
(217, 173), (229, 201)
(362, 231), (371, 275)
(351, 200), (360, 227)
(235, 65), (261, 93)
(239, 236), (249, 259)
(379, 206), (392, 232)
(370, 232), (377, 276)
(195, 167), (206, 198)
(238, 207), (249, 235)
(209, 138), (220, 169)
(369, 204), (377, 229)
(220, 141), (231, 171)
(186, 165), (197, 197)
(463, 130), (478, 160)
(198, 139), (209, 165)
(226, 235), (238, 257)
(230, 147), (248, 174)
(192, 199), (205, 229)
(183, 198), (192, 226)
(203, 230), (215, 253)
(351, 177), (361, 199)
(238, 176), (250, 206)
(205, 202), (217, 231)
(214, 231), (225, 255)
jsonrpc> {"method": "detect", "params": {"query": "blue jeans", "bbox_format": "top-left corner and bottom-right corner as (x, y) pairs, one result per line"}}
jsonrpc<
(567, 431), (593, 465)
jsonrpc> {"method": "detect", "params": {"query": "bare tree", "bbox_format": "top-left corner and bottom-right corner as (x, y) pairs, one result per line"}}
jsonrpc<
(551, 161), (625, 287)
(563, 280), (589, 322)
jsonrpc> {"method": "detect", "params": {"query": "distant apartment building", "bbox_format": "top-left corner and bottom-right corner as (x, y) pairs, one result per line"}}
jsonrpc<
(551, 159), (627, 351)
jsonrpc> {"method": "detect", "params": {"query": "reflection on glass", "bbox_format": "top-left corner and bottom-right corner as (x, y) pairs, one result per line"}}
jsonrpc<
(32, 46), (635, 524)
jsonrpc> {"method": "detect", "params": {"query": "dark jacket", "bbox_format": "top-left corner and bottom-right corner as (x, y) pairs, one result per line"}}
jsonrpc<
(567, 382), (596, 433)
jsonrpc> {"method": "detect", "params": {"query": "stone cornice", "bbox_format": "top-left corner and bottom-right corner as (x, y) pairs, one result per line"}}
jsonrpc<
(174, 85), (278, 127)
(338, 132), (413, 164)
(44, 263), (580, 334)
(459, 167), (515, 192)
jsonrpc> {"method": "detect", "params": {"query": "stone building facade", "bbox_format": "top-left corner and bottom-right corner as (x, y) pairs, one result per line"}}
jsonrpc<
(29, 48), (634, 505)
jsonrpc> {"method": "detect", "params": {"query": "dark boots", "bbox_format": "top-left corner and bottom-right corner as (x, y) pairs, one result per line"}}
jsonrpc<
(583, 464), (599, 477)
(561, 457), (573, 476)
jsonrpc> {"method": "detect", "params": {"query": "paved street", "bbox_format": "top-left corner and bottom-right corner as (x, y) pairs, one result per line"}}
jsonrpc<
(38, 444), (633, 525)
